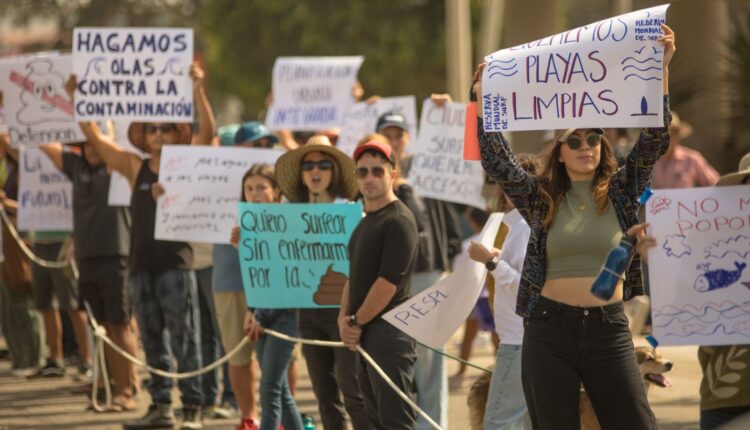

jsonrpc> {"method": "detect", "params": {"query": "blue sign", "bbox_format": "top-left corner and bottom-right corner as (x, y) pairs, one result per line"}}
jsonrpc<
(238, 202), (363, 308)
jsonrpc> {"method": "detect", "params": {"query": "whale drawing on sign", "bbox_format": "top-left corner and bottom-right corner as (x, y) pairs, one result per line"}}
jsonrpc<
(693, 261), (749, 292)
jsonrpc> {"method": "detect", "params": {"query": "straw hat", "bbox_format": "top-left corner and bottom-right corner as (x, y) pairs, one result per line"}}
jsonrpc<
(127, 122), (192, 153)
(669, 112), (693, 140)
(716, 152), (750, 186)
(275, 136), (358, 202)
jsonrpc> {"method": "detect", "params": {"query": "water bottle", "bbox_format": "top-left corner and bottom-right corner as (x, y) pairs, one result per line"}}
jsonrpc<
(591, 235), (636, 300)
(303, 414), (316, 430)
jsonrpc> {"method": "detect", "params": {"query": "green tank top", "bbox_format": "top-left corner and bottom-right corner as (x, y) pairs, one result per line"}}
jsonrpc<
(546, 180), (622, 280)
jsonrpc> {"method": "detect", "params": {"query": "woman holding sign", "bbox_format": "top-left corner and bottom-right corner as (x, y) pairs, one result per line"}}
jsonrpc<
(474, 25), (676, 430)
(274, 136), (370, 430)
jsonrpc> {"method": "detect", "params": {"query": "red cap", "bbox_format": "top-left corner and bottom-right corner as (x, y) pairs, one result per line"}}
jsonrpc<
(353, 140), (395, 164)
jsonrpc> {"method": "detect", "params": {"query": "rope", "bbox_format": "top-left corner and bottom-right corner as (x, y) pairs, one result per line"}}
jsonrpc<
(417, 342), (493, 374)
(85, 307), (444, 430)
(0, 208), (74, 270)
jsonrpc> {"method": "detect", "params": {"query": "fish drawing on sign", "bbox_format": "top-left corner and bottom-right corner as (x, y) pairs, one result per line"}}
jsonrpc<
(693, 261), (749, 292)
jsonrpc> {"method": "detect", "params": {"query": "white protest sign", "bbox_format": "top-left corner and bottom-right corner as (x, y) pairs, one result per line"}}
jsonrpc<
(646, 186), (750, 346)
(337, 96), (418, 157)
(0, 54), (86, 147)
(482, 4), (669, 132)
(265, 56), (364, 131)
(73, 27), (194, 122)
(17, 147), (73, 231)
(0, 106), (7, 134)
(383, 213), (504, 348)
(155, 145), (284, 244)
(409, 100), (485, 208)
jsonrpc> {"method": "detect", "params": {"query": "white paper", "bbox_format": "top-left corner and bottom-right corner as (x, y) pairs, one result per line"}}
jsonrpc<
(17, 147), (73, 231)
(265, 56), (364, 131)
(383, 213), (504, 348)
(0, 54), (86, 147)
(482, 4), (669, 132)
(646, 186), (750, 346)
(72, 27), (194, 122)
(409, 100), (486, 208)
(337, 96), (418, 157)
(155, 145), (284, 244)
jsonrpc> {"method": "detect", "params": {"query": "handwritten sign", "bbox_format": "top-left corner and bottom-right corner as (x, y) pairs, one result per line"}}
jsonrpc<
(238, 202), (363, 309)
(337, 96), (418, 156)
(646, 186), (750, 346)
(265, 56), (364, 131)
(409, 100), (486, 208)
(155, 145), (283, 244)
(0, 54), (86, 147)
(482, 4), (669, 132)
(72, 27), (194, 122)
(383, 213), (503, 348)
(17, 147), (73, 232)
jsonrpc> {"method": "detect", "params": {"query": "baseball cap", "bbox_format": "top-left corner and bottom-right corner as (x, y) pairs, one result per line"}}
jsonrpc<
(376, 111), (409, 133)
(353, 140), (396, 165)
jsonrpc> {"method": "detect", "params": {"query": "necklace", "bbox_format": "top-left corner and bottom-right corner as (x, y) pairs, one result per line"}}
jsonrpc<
(577, 199), (587, 212)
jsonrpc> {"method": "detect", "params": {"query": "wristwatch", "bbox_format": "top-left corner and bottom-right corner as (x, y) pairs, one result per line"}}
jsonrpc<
(348, 314), (363, 328)
(485, 256), (499, 271)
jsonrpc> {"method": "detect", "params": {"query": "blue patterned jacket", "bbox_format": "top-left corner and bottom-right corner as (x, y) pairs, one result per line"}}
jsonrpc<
(478, 96), (671, 317)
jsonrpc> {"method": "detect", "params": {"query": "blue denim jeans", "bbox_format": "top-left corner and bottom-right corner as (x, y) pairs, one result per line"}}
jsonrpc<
(484, 344), (529, 430)
(129, 269), (203, 406)
(196, 267), (221, 407)
(257, 310), (303, 430)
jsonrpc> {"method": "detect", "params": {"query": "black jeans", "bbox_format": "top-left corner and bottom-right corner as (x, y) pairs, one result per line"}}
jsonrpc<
(298, 308), (371, 430)
(358, 319), (417, 430)
(522, 296), (657, 430)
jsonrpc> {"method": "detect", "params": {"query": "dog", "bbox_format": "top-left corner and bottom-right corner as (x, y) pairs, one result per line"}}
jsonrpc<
(467, 346), (673, 430)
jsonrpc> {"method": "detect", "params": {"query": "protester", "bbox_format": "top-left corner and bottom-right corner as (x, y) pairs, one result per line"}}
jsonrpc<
(467, 154), (539, 430)
(340, 139), (419, 429)
(474, 24), (676, 429)
(275, 135), (369, 430)
(39, 127), (138, 411)
(230, 163), (303, 430)
(0, 132), (44, 376)
(77, 61), (215, 429)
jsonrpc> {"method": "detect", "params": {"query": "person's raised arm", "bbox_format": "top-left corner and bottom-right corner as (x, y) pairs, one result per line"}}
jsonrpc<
(38, 143), (64, 171)
(190, 62), (217, 146)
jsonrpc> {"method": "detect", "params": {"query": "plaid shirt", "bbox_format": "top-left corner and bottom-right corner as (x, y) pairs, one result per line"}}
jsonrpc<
(478, 96), (671, 317)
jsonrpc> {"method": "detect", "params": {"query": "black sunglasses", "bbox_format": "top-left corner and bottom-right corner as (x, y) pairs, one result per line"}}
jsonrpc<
(144, 124), (175, 135)
(354, 166), (386, 179)
(301, 159), (334, 172)
(564, 133), (602, 150)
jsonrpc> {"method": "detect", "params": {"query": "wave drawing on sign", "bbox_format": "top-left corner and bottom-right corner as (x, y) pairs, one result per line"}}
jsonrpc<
(693, 261), (749, 292)
(653, 301), (750, 327)
(487, 57), (518, 79)
(157, 57), (185, 76)
(12, 59), (74, 125)
(704, 234), (750, 260)
(663, 234), (692, 258)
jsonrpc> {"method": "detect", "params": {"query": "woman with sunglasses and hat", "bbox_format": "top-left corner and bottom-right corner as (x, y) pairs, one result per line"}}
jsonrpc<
(77, 61), (217, 429)
(274, 136), (371, 430)
(474, 25), (676, 430)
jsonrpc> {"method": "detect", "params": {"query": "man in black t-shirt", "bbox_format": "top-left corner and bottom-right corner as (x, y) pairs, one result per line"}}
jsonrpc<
(339, 139), (419, 429)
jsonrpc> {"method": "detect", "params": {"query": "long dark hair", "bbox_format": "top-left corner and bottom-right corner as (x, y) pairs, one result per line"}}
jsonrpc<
(296, 151), (344, 203)
(539, 133), (617, 230)
(240, 163), (280, 203)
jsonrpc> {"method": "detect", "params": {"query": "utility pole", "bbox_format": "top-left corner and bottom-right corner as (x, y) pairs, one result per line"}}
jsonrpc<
(446, 0), (472, 102)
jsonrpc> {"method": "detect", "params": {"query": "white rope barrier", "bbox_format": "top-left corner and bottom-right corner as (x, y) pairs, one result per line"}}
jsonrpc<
(85, 308), (443, 430)
(0, 208), (75, 271)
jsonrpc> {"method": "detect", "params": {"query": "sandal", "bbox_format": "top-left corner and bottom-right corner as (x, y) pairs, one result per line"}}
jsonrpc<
(109, 395), (137, 412)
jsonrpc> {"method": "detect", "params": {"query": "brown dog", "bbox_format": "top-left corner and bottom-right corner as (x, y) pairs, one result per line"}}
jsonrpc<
(467, 346), (673, 430)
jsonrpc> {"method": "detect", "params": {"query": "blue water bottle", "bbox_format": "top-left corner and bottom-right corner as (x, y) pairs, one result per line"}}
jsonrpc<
(591, 235), (636, 300)
(303, 414), (316, 430)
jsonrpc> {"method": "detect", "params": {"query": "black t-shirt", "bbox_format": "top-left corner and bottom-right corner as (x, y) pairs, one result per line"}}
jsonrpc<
(347, 200), (418, 318)
(62, 151), (130, 260)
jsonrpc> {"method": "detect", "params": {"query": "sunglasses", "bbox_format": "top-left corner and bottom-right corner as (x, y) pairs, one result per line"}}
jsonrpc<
(301, 159), (334, 172)
(564, 133), (602, 150)
(354, 166), (386, 179)
(144, 124), (175, 135)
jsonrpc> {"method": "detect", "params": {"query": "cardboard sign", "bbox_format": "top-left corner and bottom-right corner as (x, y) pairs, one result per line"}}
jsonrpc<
(482, 4), (669, 132)
(337, 96), (418, 157)
(17, 147), (73, 231)
(155, 145), (283, 244)
(72, 27), (194, 122)
(646, 186), (750, 346)
(0, 54), (86, 147)
(409, 100), (486, 208)
(265, 56), (364, 131)
(383, 213), (504, 347)
(238, 202), (363, 309)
